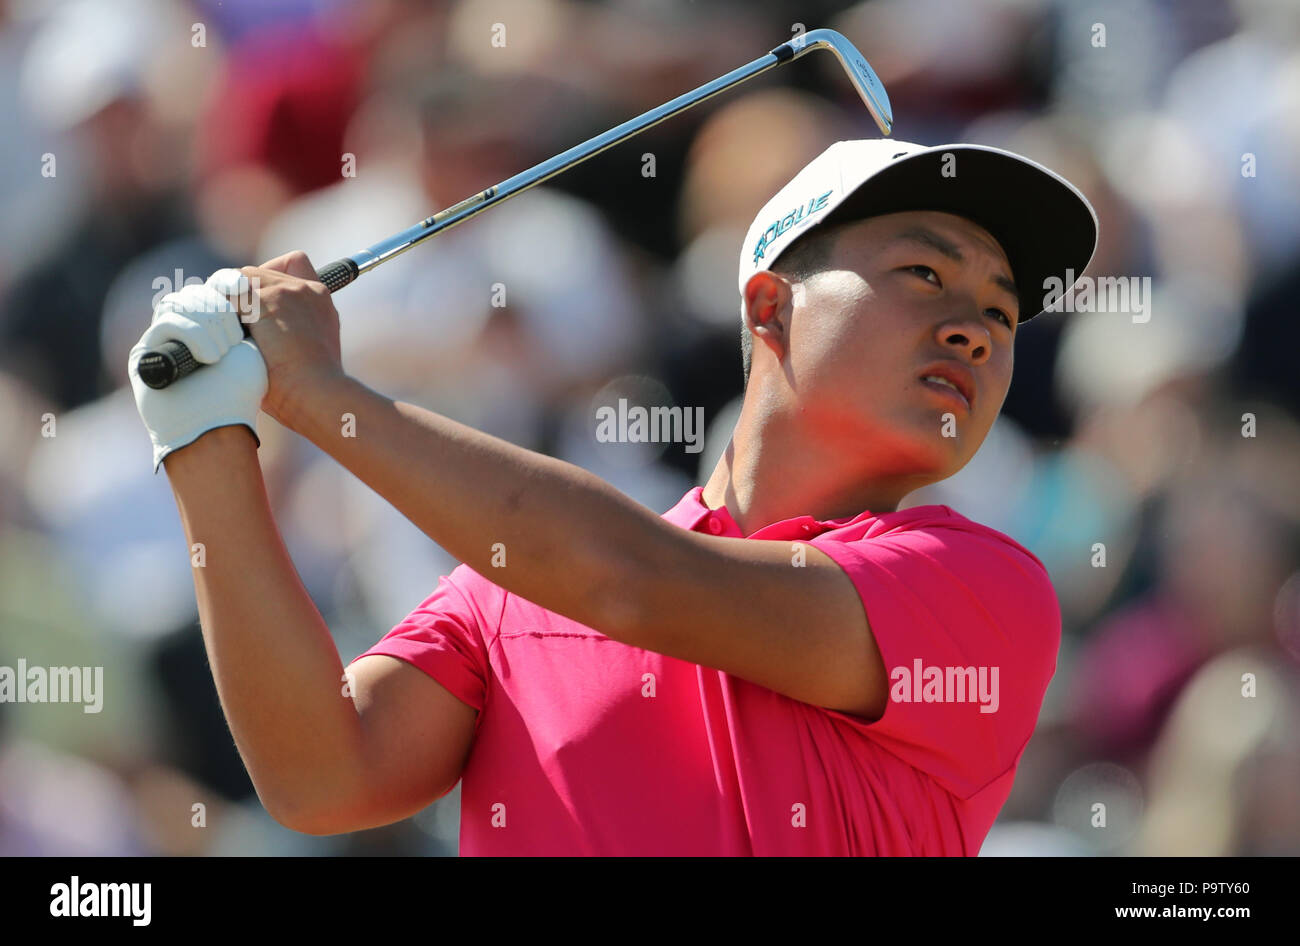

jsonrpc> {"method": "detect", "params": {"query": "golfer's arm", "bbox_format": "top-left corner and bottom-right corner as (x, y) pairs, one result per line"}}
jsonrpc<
(161, 425), (470, 833)
(290, 375), (667, 634)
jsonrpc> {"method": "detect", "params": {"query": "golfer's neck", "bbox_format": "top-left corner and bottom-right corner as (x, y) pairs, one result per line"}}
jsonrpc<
(702, 407), (911, 537)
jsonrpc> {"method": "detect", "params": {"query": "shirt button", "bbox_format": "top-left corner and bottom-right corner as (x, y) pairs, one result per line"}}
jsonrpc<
(707, 516), (723, 534)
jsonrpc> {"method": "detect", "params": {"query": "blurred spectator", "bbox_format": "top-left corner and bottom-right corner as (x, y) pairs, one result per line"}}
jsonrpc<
(195, 13), (365, 197)
(1, 0), (196, 409)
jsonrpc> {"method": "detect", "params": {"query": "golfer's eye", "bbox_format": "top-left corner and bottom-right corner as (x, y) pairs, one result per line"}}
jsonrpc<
(986, 307), (1013, 329)
(905, 264), (940, 285)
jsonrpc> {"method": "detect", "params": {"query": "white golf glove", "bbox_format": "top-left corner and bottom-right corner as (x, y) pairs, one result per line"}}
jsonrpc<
(128, 269), (268, 473)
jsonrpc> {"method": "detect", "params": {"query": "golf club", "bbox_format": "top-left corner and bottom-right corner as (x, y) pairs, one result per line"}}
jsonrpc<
(135, 28), (893, 390)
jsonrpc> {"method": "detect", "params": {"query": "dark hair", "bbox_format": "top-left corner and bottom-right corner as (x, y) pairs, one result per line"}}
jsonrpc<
(740, 222), (844, 389)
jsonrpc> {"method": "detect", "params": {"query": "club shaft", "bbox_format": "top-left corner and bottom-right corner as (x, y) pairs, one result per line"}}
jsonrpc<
(349, 49), (789, 273)
(135, 29), (891, 390)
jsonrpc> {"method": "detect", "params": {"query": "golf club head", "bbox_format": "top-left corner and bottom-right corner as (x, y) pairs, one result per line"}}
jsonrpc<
(783, 28), (893, 135)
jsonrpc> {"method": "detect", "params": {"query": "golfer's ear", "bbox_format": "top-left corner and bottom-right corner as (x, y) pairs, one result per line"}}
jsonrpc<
(260, 250), (319, 281)
(743, 271), (792, 355)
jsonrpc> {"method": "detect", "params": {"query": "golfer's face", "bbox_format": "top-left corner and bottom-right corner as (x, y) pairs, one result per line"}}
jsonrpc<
(788, 210), (1018, 480)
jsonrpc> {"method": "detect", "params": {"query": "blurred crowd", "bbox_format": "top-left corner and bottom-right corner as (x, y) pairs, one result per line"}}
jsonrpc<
(0, 0), (1297, 856)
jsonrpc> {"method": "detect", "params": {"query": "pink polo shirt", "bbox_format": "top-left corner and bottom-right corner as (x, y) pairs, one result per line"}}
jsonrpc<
(355, 487), (1061, 855)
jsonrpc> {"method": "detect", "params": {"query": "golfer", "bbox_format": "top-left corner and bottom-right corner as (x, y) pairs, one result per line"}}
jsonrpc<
(129, 139), (1097, 855)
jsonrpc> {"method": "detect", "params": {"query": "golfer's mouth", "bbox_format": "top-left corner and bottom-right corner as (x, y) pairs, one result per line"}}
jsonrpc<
(917, 362), (974, 410)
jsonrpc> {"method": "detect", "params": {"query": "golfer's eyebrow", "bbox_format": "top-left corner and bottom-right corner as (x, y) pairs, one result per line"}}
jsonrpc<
(895, 227), (1018, 303)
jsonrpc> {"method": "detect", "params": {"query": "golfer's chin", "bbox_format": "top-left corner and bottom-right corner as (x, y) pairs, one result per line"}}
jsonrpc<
(883, 414), (979, 482)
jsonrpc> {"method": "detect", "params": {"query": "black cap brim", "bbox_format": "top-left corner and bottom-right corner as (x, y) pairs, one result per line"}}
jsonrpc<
(820, 144), (1098, 324)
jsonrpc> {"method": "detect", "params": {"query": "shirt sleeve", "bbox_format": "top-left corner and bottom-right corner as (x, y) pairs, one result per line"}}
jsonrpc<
(351, 564), (496, 717)
(811, 521), (1061, 799)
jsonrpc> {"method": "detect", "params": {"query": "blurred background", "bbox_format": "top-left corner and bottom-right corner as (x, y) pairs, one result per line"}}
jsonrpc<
(1, 0), (1297, 856)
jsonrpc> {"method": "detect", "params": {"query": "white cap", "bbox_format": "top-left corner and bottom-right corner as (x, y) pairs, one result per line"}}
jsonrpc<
(738, 139), (1098, 324)
(20, 0), (177, 130)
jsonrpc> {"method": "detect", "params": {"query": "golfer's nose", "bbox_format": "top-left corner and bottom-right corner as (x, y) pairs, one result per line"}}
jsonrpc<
(934, 315), (993, 365)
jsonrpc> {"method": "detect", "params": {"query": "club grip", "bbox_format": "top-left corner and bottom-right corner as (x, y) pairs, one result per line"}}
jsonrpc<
(133, 258), (359, 390)
(315, 257), (359, 292)
(135, 339), (200, 389)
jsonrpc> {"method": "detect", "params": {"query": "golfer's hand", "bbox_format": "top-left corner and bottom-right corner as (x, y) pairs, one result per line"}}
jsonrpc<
(236, 251), (345, 430)
(128, 270), (268, 473)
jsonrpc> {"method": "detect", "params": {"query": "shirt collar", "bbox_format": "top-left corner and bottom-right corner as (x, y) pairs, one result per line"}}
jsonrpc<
(662, 486), (883, 540)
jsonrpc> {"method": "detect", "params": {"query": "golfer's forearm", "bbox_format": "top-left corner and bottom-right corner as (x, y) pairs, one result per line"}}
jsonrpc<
(162, 425), (366, 823)
(290, 375), (670, 634)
